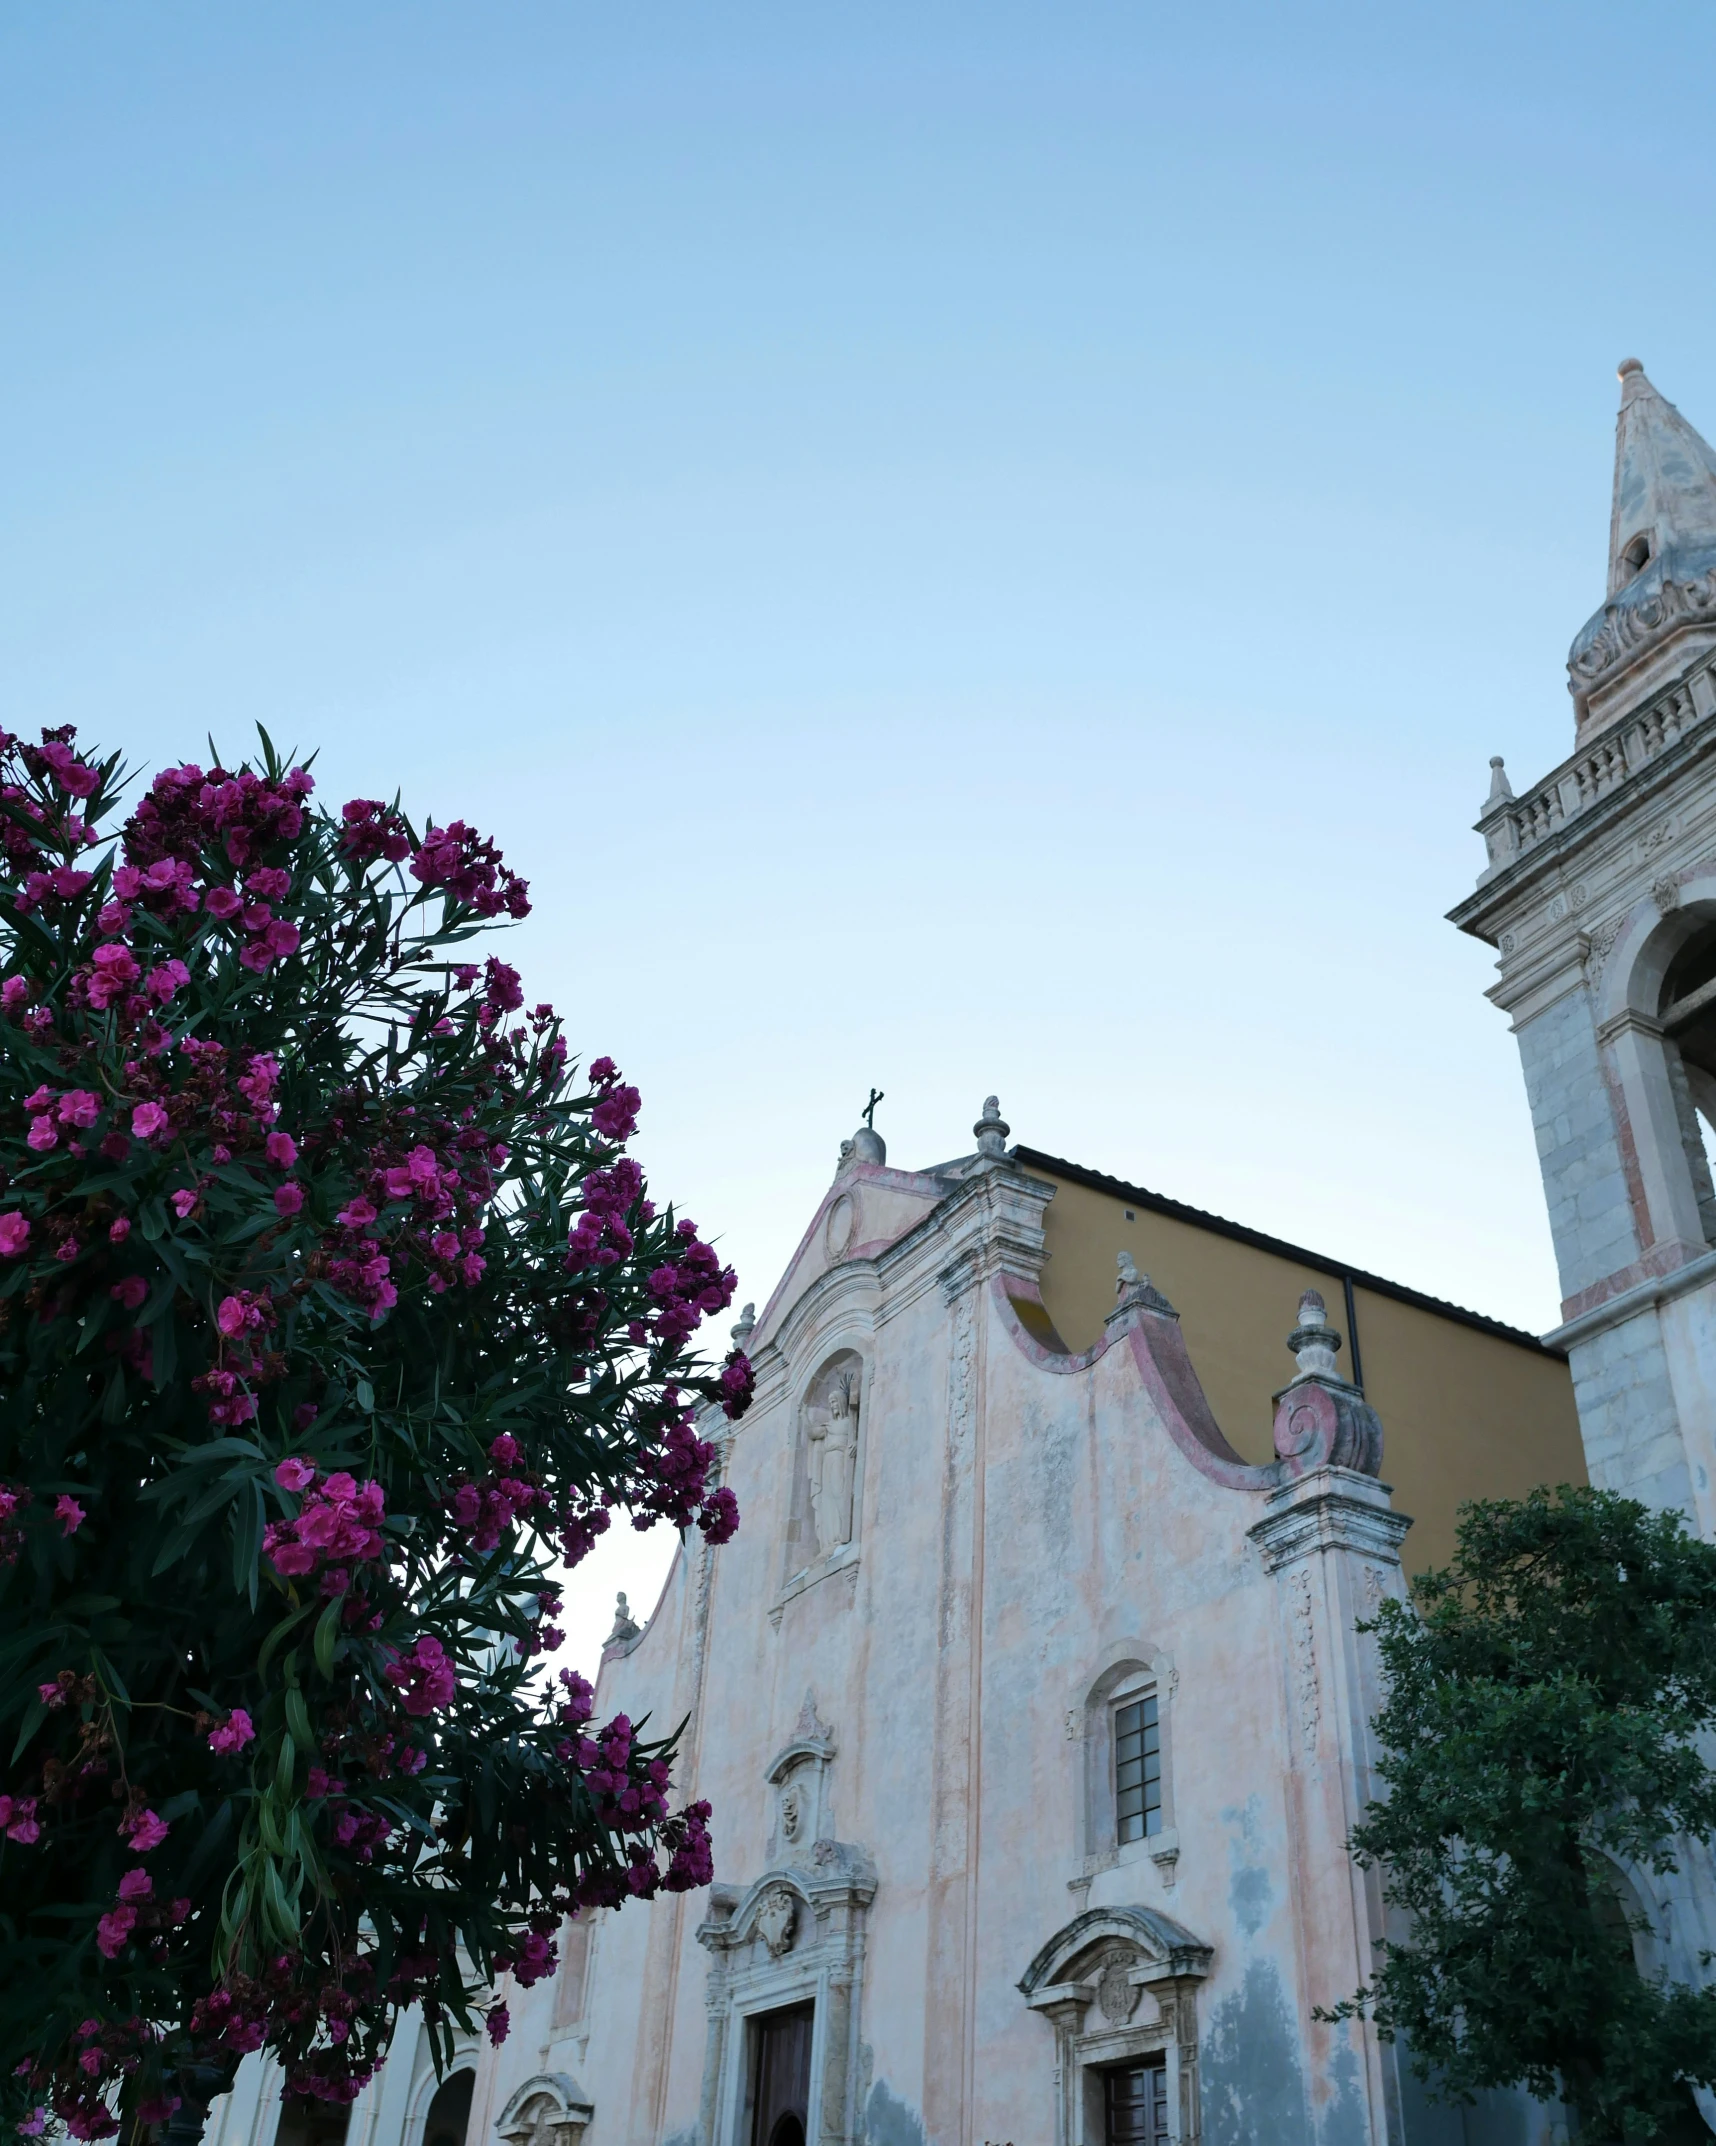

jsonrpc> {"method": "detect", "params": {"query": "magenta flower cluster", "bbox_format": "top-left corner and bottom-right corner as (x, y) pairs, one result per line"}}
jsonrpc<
(262, 1461), (387, 1595)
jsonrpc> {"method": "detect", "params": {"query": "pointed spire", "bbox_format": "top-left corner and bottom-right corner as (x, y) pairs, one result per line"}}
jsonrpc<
(1606, 359), (1716, 595)
(1482, 755), (1514, 816)
(1568, 361), (1716, 728)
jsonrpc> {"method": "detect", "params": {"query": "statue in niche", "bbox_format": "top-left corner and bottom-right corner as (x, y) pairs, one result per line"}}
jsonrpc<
(807, 1368), (858, 1556)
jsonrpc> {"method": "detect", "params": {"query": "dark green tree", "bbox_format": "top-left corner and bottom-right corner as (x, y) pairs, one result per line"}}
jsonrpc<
(1330, 1486), (1716, 2140)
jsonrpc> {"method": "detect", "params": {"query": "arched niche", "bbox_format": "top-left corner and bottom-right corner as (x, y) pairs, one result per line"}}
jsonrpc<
(784, 1349), (865, 1584)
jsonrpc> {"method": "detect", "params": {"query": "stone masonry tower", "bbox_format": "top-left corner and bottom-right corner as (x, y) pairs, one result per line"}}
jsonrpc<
(1451, 359), (1716, 1532)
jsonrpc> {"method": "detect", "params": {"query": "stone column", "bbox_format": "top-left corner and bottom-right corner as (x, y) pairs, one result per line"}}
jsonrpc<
(1248, 1466), (1411, 2146)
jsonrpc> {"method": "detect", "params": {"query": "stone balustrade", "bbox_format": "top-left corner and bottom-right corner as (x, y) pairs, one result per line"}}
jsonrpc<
(1478, 653), (1716, 882)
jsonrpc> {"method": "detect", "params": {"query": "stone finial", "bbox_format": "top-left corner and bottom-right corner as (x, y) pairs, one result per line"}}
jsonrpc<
(1270, 1286), (1382, 1475)
(606, 1591), (642, 1647)
(1117, 1250), (1141, 1292)
(974, 1095), (1010, 1160)
(1285, 1290), (1343, 1383)
(1483, 755), (1514, 813)
(731, 1302), (756, 1351)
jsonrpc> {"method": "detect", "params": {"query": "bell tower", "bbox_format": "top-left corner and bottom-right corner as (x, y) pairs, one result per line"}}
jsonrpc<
(1451, 360), (1716, 1533)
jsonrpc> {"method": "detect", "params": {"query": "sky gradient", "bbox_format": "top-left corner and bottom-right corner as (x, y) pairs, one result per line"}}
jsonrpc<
(6, 2), (1715, 1665)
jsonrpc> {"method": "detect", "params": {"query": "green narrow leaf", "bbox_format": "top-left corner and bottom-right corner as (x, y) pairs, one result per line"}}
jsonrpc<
(285, 1688), (314, 1750)
(312, 1595), (341, 1680)
(275, 1730), (297, 1801)
(232, 1477), (263, 1603)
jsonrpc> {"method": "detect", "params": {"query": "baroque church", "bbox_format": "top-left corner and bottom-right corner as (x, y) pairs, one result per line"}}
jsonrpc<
(208, 357), (1716, 2146)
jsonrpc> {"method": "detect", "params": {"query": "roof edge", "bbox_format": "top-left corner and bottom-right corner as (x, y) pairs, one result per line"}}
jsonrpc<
(1013, 1146), (1564, 1360)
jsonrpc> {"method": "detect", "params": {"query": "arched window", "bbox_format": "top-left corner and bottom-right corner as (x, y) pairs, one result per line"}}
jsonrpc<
(1622, 532), (1654, 581)
(1076, 1649), (1176, 1872)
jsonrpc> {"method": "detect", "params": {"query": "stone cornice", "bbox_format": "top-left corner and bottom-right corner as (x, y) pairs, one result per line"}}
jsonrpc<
(1247, 1466), (1411, 1572)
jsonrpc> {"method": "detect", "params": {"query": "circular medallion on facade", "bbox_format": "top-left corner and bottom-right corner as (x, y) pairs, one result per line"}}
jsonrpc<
(825, 1194), (855, 1260)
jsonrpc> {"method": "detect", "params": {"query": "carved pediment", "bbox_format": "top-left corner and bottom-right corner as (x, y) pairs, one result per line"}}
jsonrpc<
(495, 2074), (594, 2146)
(696, 1846), (878, 1960)
(1018, 1905), (1212, 2007)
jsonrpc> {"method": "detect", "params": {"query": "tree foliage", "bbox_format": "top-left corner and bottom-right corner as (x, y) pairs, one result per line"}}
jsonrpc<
(0, 728), (752, 2138)
(1333, 1485), (1716, 2139)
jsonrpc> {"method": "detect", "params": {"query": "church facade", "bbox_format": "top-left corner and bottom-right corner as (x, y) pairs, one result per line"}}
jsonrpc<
(206, 357), (1716, 2146)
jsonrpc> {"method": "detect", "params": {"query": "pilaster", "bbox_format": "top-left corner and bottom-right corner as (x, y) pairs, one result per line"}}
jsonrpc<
(1249, 1468), (1411, 2146)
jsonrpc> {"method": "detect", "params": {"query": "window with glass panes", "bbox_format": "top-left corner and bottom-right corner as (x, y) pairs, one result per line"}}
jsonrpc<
(1114, 1692), (1161, 1843)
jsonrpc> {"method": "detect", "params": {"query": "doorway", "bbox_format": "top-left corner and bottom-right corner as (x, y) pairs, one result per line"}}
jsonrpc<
(747, 2002), (813, 2146)
(1102, 2060), (1168, 2146)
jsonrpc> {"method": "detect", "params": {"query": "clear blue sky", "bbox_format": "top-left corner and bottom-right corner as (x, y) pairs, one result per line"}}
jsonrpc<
(6, 3), (1715, 1658)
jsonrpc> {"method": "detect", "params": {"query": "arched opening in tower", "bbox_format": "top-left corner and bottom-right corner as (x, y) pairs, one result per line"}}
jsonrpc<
(1658, 925), (1716, 1242)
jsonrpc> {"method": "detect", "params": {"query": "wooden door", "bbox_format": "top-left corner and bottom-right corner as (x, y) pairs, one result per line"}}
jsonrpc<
(749, 2003), (814, 2146)
(1103, 2061), (1168, 2146)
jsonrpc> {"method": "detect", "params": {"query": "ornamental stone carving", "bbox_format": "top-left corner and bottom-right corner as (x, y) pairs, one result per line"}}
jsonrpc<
(494, 2076), (594, 2146)
(1096, 1953), (1141, 2025)
(756, 1886), (797, 1957)
(808, 1365), (858, 1555)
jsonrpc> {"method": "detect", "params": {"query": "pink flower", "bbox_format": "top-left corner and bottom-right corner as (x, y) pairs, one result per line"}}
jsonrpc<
(87, 943), (138, 1009)
(0, 1795), (40, 1844)
(383, 1633), (457, 1717)
(18, 2106), (47, 2134)
(274, 1182), (304, 1218)
(203, 886), (242, 921)
(265, 1131), (297, 1169)
(121, 1808), (169, 1851)
(146, 959), (191, 1003)
(130, 1102), (169, 1140)
(55, 1496), (85, 1536)
(274, 1456), (317, 1492)
(336, 1196), (376, 1229)
(208, 1708), (254, 1755)
(170, 1188), (198, 1220)
(26, 1116), (57, 1152)
(116, 1867), (151, 1902)
(216, 1295), (250, 1337)
(57, 1091), (99, 1128)
(95, 1904), (135, 1957)
(110, 1276), (147, 1310)
(486, 2005), (509, 2047)
(0, 1214), (29, 1258)
(264, 919), (301, 959)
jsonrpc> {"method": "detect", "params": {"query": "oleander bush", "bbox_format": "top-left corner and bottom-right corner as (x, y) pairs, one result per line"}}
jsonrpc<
(0, 728), (750, 2139)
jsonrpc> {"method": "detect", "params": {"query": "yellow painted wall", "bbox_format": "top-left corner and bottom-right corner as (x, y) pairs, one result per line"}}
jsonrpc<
(1032, 1169), (1586, 1577)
